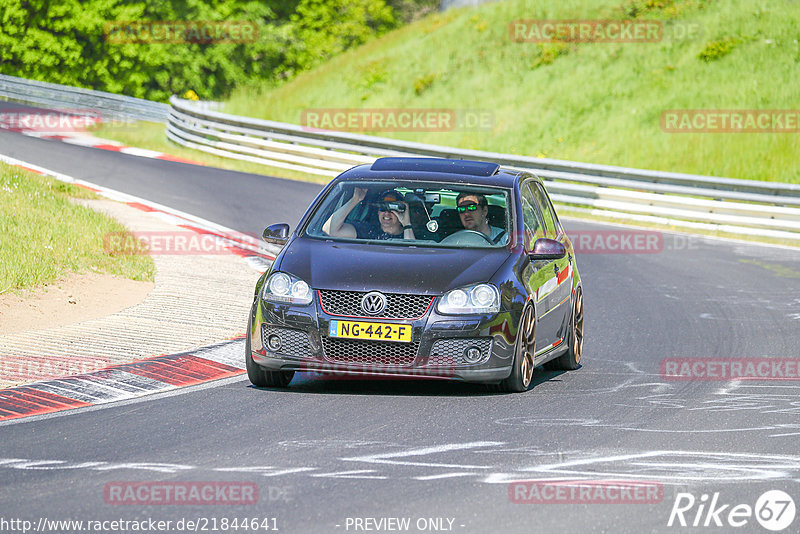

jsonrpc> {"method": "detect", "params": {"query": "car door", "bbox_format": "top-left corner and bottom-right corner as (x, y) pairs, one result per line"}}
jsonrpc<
(519, 180), (560, 349)
(530, 180), (573, 348)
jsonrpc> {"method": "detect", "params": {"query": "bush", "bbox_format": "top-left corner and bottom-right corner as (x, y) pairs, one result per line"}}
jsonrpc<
(698, 38), (738, 61)
(413, 72), (436, 95)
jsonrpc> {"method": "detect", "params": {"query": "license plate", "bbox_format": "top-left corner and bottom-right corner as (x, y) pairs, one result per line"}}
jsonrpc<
(328, 320), (412, 343)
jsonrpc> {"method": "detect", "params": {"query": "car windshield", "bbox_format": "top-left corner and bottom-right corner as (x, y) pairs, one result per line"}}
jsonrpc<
(303, 180), (510, 248)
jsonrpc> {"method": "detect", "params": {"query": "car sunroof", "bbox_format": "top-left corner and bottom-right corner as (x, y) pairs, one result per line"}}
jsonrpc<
(370, 157), (500, 177)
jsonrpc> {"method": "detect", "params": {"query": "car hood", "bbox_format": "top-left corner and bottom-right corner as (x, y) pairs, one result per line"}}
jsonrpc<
(275, 237), (510, 295)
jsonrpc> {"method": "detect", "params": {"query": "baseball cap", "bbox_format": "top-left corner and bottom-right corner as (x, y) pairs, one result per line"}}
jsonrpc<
(379, 189), (405, 202)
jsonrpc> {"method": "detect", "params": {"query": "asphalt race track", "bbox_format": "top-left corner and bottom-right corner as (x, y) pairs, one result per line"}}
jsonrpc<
(2, 122), (800, 533)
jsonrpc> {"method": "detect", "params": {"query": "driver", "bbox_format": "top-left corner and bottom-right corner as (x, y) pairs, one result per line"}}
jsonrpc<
(456, 192), (505, 243)
(323, 188), (416, 240)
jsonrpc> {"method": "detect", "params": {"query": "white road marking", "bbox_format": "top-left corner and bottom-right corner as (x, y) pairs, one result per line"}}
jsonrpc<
(768, 425), (800, 437)
(215, 467), (317, 477)
(342, 442), (504, 470)
(495, 416), (791, 434)
(0, 459), (194, 473)
(514, 450), (800, 482)
(311, 470), (387, 480)
(414, 473), (477, 480)
(3, 446), (800, 484)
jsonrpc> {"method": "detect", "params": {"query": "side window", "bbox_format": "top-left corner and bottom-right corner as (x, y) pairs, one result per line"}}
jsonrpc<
(520, 182), (546, 249)
(543, 185), (563, 235)
(530, 182), (558, 238)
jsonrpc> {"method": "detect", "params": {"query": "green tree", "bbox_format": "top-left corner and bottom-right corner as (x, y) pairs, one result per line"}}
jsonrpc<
(281, 0), (396, 76)
(0, 0), (399, 101)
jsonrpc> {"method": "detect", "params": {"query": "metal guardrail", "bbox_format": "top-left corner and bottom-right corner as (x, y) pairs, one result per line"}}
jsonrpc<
(0, 74), (168, 123)
(168, 97), (800, 241)
(2, 73), (798, 241)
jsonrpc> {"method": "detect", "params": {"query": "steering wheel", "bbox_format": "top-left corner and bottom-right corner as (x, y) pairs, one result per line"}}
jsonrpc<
(440, 229), (494, 245)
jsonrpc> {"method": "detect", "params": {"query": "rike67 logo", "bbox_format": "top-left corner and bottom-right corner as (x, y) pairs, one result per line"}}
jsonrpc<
(668, 490), (796, 531)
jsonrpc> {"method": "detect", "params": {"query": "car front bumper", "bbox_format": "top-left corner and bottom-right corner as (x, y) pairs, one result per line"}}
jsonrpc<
(248, 296), (518, 383)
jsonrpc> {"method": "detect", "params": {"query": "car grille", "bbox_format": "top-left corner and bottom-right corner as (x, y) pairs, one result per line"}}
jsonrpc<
(321, 337), (420, 366)
(262, 325), (312, 357)
(318, 290), (433, 319)
(426, 338), (493, 366)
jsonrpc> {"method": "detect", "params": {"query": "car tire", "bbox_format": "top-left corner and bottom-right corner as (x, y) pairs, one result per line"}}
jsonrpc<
(245, 330), (294, 387)
(546, 286), (583, 371)
(495, 305), (536, 393)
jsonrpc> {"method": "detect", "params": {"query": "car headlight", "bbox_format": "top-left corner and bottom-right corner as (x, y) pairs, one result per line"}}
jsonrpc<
(437, 284), (499, 314)
(262, 272), (313, 305)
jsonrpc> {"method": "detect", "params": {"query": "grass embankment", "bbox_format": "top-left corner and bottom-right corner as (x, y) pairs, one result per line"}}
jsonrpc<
(0, 163), (154, 293)
(217, 0), (799, 184)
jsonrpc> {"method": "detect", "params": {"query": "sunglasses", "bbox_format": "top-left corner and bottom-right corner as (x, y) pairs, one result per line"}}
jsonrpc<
(456, 203), (480, 213)
(375, 201), (405, 213)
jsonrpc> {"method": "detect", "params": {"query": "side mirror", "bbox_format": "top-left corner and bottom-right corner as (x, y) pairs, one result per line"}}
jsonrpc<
(528, 238), (566, 260)
(262, 223), (290, 246)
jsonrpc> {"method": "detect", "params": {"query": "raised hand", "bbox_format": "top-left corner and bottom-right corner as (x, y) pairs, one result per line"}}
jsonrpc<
(394, 201), (412, 226)
(352, 187), (368, 203)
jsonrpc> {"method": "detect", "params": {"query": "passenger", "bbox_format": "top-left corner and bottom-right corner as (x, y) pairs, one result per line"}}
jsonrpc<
(456, 192), (506, 243)
(323, 188), (416, 240)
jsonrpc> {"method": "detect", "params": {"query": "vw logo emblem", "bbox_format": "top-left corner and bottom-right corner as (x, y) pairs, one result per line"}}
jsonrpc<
(361, 291), (387, 316)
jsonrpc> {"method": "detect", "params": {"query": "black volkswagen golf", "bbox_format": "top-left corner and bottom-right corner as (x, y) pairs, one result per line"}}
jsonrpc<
(246, 157), (583, 392)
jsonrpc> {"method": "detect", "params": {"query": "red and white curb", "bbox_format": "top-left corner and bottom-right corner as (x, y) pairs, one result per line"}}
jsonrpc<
(0, 339), (246, 422)
(31, 131), (201, 164)
(7, 123), (203, 165)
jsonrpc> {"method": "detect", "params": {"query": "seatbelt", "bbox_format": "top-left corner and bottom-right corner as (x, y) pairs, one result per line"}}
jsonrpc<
(492, 230), (507, 244)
